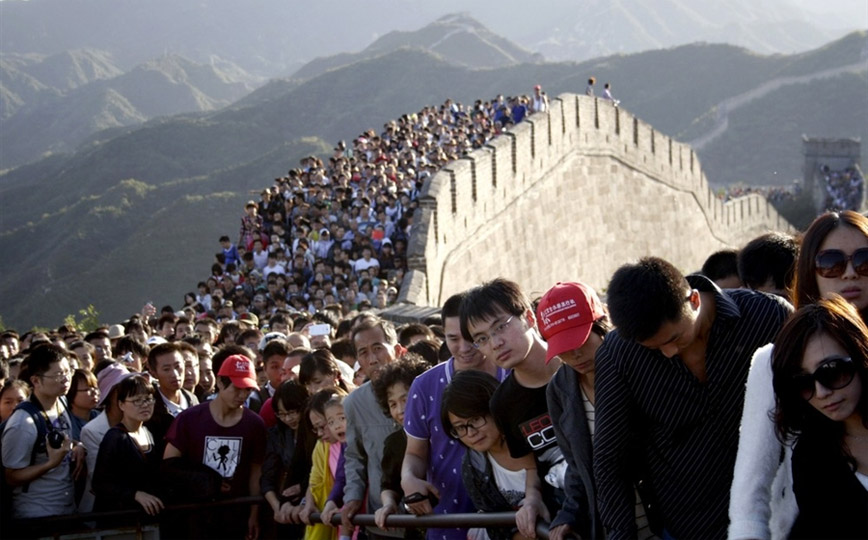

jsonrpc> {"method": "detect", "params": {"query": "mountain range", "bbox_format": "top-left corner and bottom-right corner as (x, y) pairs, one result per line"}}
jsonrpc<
(0, 13), (866, 330)
(0, 51), (259, 169)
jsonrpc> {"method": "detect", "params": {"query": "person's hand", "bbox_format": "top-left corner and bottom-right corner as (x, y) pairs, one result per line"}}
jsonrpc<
(319, 500), (339, 527)
(340, 499), (363, 532)
(374, 500), (398, 530)
(70, 442), (87, 479)
(548, 523), (575, 540)
(246, 508), (259, 540)
(288, 503), (304, 524)
(45, 434), (72, 468)
(134, 491), (164, 516)
(299, 501), (317, 525)
(281, 484), (301, 498)
(515, 497), (548, 539)
(275, 502), (293, 524)
(400, 477), (439, 515)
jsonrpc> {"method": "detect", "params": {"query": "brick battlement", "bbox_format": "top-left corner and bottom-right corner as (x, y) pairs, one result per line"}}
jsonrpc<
(398, 93), (793, 308)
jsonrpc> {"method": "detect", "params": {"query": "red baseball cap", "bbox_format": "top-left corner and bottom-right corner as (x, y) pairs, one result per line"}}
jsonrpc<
(217, 354), (259, 390)
(536, 282), (606, 363)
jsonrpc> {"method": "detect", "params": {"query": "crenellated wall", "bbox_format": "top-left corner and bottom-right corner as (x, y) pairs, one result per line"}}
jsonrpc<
(401, 93), (794, 307)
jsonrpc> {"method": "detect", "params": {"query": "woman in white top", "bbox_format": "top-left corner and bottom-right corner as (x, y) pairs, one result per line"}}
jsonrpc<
(441, 370), (550, 540)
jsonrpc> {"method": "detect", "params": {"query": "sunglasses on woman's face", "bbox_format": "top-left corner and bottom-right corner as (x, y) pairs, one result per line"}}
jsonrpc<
(792, 355), (856, 400)
(814, 248), (868, 279)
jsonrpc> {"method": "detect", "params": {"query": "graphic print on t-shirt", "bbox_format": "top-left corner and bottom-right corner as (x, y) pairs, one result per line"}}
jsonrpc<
(204, 436), (243, 478)
(519, 412), (556, 451)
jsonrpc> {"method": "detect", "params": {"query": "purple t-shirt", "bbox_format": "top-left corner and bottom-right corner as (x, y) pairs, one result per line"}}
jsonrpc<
(166, 402), (267, 498)
(404, 359), (509, 540)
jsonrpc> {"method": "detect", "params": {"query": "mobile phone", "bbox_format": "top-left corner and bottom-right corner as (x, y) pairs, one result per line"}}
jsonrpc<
(309, 323), (331, 337)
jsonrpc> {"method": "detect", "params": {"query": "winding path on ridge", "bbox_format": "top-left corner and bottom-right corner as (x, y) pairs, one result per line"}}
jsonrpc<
(687, 60), (867, 151)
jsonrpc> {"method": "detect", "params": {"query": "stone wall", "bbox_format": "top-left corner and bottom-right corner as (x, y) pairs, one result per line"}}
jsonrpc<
(401, 94), (793, 307)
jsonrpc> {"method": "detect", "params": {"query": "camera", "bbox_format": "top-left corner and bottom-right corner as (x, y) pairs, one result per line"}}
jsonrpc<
(47, 431), (65, 449)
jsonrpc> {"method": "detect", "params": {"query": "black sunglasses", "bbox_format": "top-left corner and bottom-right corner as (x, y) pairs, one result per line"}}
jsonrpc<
(791, 355), (856, 400)
(814, 248), (868, 279)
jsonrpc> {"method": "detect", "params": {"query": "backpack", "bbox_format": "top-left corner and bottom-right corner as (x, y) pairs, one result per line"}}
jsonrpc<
(0, 399), (51, 523)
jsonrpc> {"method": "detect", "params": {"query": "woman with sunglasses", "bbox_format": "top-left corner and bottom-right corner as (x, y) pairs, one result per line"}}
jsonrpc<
(730, 210), (868, 540)
(441, 370), (550, 540)
(92, 374), (164, 518)
(770, 296), (867, 539)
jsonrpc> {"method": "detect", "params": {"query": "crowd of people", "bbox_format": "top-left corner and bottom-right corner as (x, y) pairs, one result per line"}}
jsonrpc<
(1, 85), (866, 540)
(181, 90), (550, 324)
(821, 164), (865, 212)
(0, 209), (865, 540)
(716, 182), (802, 203)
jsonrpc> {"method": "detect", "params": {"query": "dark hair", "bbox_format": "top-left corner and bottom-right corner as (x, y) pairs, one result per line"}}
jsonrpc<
(459, 278), (531, 341)
(147, 342), (184, 371)
(272, 380), (309, 415)
(263, 339), (291, 362)
(308, 386), (347, 416)
(215, 321), (242, 346)
(330, 337), (355, 360)
(793, 211), (868, 312)
(84, 330), (110, 343)
(607, 257), (690, 342)
(211, 344), (255, 376)
(371, 354), (429, 417)
(738, 232), (797, 292)
(407, 339), (441, 367)
(701, 249), (740, 283)
(441, 291), (468, 320)
(772, 296), (868, 459)
(235, 328), (263, 346)
(66, 368), (98, 406)
(20, 343), (69, 385)
(115, 336), (148, 359)
(116, 374), (155, 403)
(0, 379), (31, 406)
(397, 323), (435, 347)
(298, 349), (347, 390)
(219, 235), (230, 243)
(440, 370), (500, 440)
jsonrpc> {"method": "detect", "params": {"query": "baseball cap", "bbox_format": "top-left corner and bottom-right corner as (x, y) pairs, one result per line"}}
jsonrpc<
(216, 354), (259, 390)
(536, 281), (606, 363)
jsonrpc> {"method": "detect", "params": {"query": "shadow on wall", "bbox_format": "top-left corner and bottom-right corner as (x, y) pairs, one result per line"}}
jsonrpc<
(392, 93), (794, 311)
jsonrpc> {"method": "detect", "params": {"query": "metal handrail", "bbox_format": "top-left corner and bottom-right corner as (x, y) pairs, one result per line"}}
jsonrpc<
(10, 496), (552, 538)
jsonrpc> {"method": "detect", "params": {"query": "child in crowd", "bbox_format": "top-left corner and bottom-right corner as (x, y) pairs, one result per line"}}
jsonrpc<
(319, 393), (355, 540)
(299, 388), (345, 540)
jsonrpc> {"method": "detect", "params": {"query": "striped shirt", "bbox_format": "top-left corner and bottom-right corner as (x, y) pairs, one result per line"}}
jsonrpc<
(593, 276), (792, 540)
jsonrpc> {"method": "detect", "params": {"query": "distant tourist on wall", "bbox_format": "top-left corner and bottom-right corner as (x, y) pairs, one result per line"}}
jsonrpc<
(602, 83), (619, 106)
(531, 84), (549, 113)
(586, 77), (596, 96)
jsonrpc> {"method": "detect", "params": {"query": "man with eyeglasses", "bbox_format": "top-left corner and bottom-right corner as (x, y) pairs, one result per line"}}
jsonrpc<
(2, 344), (85, 523)
(460, 278), (564, 513)
(400, 292), (508, 540)
(594, 257), (791, 540)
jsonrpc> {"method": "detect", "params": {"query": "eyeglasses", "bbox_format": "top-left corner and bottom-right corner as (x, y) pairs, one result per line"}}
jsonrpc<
(41, 370), (72, 382)
(815, 248), (868, 278)
(449, 416), (487, 438)
(126, 397), (156, 408)
(77, 386), (100, 394)
(471, 316), (515, 349)
(791, 356), (856, 400)
(276, 410), (300, 421)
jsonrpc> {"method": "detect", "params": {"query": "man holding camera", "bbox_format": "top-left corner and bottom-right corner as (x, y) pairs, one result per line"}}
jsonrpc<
(2, 344), (86, 520)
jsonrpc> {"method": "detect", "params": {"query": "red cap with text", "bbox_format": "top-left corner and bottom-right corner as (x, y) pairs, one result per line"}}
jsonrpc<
(217, 354), (259, 390)
(536, 281), (606, 363)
